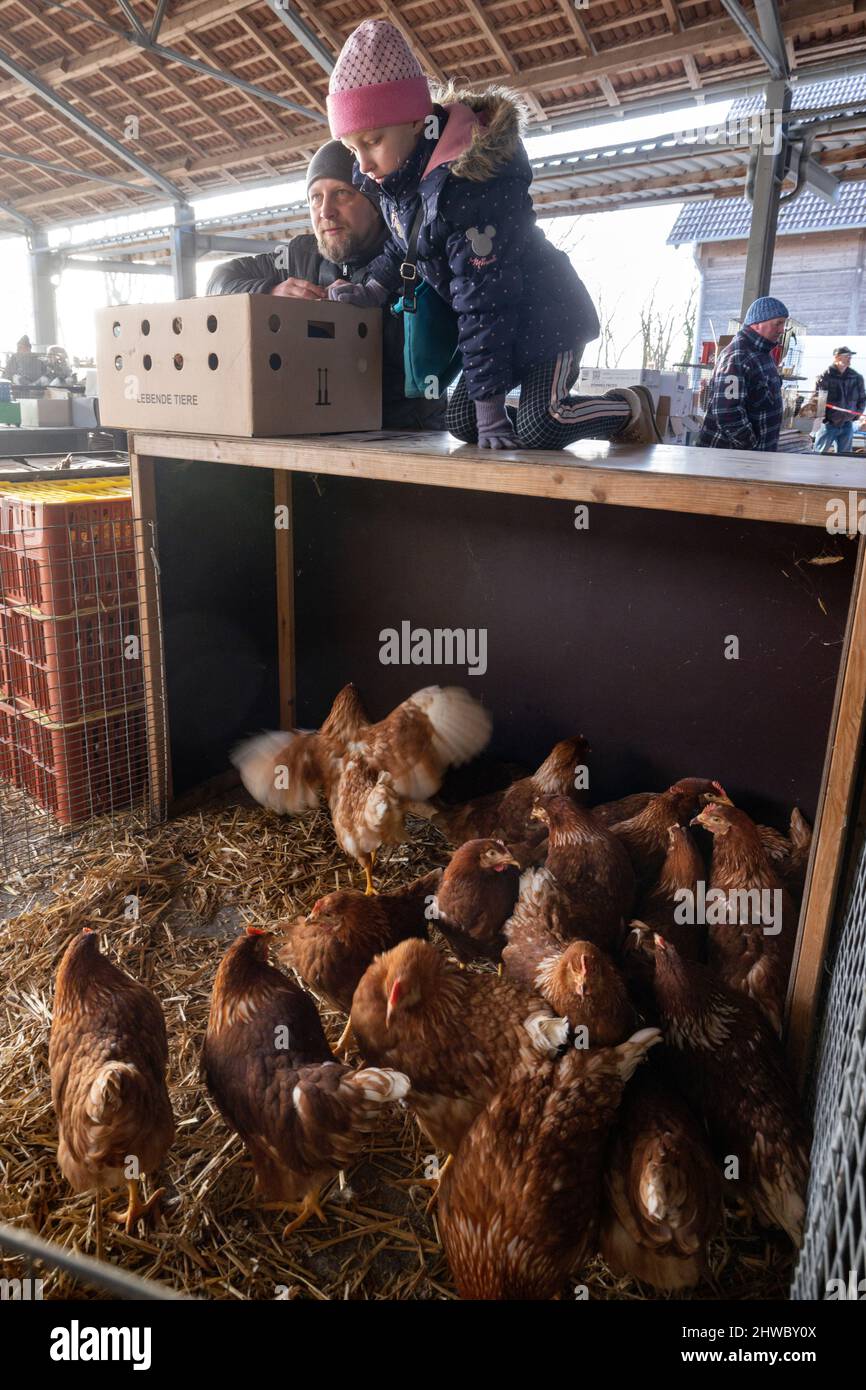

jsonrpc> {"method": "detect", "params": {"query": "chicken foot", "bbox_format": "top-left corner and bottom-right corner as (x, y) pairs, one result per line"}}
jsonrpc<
(108, 1177), (165, 1234)
(281, 1190), (328, 1238)
(421, 1153), (454, 1216)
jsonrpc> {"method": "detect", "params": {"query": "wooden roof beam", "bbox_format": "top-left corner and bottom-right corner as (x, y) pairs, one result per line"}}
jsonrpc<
(552, 0), (596, 56)
(235, 11), (326, 113)
(470, 2), (852, 95)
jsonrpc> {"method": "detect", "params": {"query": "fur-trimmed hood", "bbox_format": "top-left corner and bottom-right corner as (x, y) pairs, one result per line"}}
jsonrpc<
(427, 83), (531, 182)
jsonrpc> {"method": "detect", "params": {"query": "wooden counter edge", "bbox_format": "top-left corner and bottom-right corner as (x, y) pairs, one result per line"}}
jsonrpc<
(128, 431), (863, 530)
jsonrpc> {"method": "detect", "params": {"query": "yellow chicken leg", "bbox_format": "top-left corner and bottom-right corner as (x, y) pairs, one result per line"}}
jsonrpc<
(423, 1153), (454, 1216)
(109, 1177), (165, 1234)
(334, 1017), (354, 1056)
(362, 851), (377, 896)
(282, 1190), (328, 1238)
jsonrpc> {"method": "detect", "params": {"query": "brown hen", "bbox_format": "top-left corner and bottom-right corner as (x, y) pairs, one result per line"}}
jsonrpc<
(649, 936), (810, 1245)
(692, 801), (796, 1035)
(601, 1068), (722, 1290)
(278, 871), (439, 1015)
(49, 929), (174, 1236)
(429, 839), (521, 963)
(609, 778), (719, 886)
(438, 1027), (661, 1299)
(350, 937), (568, 1155)
(637, 822), (707, 961)
(203, 927), (409, 1233)
(703, 783), (813, 903)
(426, 735), (590, 846)
(530, 796), (635, 949)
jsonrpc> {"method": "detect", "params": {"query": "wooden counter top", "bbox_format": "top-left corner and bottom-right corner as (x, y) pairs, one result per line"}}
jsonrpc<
(129, 428), (866, 529)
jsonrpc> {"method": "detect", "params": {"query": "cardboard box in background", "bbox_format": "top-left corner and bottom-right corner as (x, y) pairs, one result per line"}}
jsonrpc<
(578, 367), (663, 394)
(578, 366), (694, 413)
(96, 295), (382, 437)
(18, 398), (72, 427)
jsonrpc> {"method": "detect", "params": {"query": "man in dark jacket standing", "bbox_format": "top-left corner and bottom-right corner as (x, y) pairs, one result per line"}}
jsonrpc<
(813, 347), (866, 455)
(697, 296), (789, 452)
(206, 140), (445, 431)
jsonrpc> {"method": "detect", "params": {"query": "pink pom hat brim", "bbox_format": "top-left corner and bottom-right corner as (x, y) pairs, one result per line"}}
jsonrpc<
(327, 76), (432, 139)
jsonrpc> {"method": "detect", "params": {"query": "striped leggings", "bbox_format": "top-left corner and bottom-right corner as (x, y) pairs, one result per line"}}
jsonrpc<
(446, 348), (631, 449)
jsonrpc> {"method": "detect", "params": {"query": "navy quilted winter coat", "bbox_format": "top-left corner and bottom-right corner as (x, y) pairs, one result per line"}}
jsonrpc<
(355, 91), (601, 402)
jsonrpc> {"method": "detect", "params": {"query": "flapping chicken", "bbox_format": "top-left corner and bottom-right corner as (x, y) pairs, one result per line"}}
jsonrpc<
(692, 801), (796, 1035)
(636, 822), (707, 961)
(232, 683), (492, 891)
(530, 797), (635, 950)
(702, 783), (813, 902)
(278, 872), (440, 1015)
(648, 935), (810, 1245)
(438, 1028), (661, 1300)
(608, 778), (719, 886)
(49, 929), (174, 1234)
(600, 1068), (722, 1290)
(350, 937), (568, 1156)
(428, 839), (521, 963)
(203, 927), (409, 1234)
(423, 735), (590, 846)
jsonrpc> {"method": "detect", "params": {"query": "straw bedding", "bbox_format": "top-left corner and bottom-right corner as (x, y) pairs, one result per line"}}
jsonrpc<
(0, 797), (793, 1300)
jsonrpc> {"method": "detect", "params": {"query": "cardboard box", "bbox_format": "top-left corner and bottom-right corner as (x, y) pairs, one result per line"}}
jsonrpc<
(18, 397), (72, 427)
(578, 367), (663, 393)
(96, 295), (382, 436)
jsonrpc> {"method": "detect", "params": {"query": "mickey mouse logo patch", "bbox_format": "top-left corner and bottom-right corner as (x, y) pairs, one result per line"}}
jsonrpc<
(466, 225), (497, 268)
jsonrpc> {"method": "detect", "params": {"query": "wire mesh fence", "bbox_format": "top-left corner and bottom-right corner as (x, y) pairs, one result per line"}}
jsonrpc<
(0, 478), (166, 879)
(791, 820), (866, 1300)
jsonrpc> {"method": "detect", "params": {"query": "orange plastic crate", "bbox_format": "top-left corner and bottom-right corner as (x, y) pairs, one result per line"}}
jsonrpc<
(0, 480), (137, 617)
(1, 601), (144, 722)
(12, 703), (149, 825)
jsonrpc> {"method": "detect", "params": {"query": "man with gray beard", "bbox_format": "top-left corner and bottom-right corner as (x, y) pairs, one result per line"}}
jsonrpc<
(207, 140), (446, 431)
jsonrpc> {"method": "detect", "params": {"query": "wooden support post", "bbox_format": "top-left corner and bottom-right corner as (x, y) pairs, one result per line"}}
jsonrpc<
(274, 469), (295, 729)
(787, 534), (866, 1086)
(129, 446), (172, 817)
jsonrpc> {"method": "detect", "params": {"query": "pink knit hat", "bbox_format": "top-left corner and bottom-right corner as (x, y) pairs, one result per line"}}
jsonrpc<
(327, 20), (432, 139)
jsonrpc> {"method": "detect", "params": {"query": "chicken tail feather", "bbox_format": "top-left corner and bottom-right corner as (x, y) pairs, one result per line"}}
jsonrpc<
(347, 1068), (411, 1103)
(231, 730), (322, 814)
(525, 1010), (570, 1055)
(614, 1027), (663, 1081)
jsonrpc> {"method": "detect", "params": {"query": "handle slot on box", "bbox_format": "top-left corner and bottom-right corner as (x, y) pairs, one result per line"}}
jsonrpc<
(307, 321), (336, 339)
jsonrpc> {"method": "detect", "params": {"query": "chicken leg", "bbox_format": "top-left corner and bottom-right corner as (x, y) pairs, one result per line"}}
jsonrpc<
(281, 1190), (328, 1238)
(423, 1152), (454, 1216)
(362, 849), (377, 896)
(334, 1017), (355, 1056)
(108, 1177), (165, 1234)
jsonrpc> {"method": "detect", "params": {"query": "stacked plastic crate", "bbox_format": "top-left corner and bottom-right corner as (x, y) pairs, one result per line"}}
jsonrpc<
(0, 478), (148, 824)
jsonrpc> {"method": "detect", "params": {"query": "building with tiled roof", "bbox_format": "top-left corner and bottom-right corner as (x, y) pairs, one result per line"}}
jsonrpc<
(668, 76), (866, 350)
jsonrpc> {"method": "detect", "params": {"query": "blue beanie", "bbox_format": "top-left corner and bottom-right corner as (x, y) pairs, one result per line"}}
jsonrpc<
(744, 296), (789, 326)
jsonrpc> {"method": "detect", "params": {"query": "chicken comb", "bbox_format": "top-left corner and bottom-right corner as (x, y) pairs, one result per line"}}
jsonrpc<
(245, 925), (268, 937)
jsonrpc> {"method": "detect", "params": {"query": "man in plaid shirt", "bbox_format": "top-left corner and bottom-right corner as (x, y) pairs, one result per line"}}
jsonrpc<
(697, 296), (789, 451)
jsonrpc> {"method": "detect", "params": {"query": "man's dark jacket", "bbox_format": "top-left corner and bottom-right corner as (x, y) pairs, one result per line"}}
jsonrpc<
(815, 364), (866, 428)
(206, 230), (446, 431)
